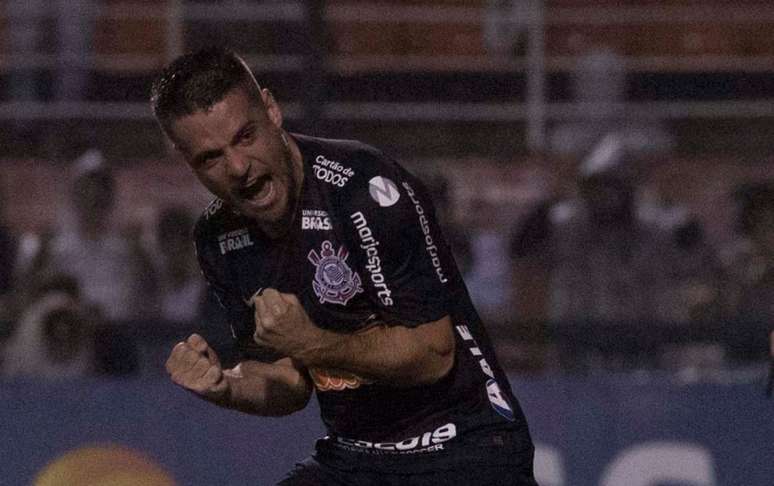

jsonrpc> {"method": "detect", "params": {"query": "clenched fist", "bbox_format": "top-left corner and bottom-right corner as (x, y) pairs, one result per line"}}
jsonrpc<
(251, 288), (325, 360)
(166, 334), (229, 402)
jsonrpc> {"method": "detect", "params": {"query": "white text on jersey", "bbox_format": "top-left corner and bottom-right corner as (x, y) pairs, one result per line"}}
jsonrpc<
(402, 182), (448, 283)
(217, 228), (254, 255)
(313, 155), (354, 187)
(302, 209), (332, 231)
(350, 211), (394, 306)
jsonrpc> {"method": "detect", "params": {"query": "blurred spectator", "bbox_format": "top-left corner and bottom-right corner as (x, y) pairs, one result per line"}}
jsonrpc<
(5, 0), (95, 103)
(483, 0), (530, 57)
(5, 0), (46, 102)
(719, 182), (774, 361)
(2, 290), (92, 379)
(1, 274), (138, 378)
(511, 135), (718, 368)
(549, 36), (627, 155)
(0, 179), (17, 326)
(17, 149), (158, 323)
(53, 0), (96, 103)
(153, 206), (205, 326)
(550, 36), (672, 157)
(464, 196), (512, 327)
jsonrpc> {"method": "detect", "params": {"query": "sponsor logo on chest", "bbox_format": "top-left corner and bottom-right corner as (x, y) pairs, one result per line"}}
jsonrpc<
(217, 228), (254, 255)
(334, 423), (457, 454)
(350, 211), (394, 306)
(368, 176), (400, 207)
(301, 209), (332, 231)
(313, 155), (354, 187)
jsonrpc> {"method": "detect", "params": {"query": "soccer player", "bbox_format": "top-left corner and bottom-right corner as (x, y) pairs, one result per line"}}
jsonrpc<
(153, 47), (537, 485)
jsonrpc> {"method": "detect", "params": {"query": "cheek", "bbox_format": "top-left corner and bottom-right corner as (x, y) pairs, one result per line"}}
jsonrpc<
(195, 169), (228, 194)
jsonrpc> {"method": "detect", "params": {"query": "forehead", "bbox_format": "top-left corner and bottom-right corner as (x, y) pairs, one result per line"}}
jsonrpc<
(171, 87), (263, 154)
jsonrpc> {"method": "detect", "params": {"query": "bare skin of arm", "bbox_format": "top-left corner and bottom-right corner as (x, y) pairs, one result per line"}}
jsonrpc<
(252, 289), (456, 387)
(165, 333), (312, 416)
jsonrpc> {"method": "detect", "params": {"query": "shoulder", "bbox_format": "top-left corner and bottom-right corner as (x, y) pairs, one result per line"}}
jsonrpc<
(297, 134), (402, 186)
(296, 134), (387, 164)
(193, 198), (227, 243)
(193, 198), (250, 259)
(299, 134), (422, 213)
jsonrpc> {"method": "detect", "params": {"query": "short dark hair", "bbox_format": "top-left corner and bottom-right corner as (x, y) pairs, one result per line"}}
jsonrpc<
(150, 47), (259, 136)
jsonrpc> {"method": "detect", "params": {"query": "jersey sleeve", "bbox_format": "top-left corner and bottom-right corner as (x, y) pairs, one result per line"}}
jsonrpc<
(194, 218), (250, 331)
(339, 151), (461, 328)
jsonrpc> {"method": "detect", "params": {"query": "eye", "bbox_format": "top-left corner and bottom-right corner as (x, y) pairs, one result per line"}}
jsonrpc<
(197, 153), (223, 170)
(203, 156), (222, 169)
(239, 126), (257, 145)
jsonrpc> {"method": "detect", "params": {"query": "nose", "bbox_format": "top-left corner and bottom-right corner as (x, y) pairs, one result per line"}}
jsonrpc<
(224, 148), (250, 179)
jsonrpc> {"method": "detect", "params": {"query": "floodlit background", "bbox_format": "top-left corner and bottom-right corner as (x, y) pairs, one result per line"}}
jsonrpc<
(0, 1), (772, 485)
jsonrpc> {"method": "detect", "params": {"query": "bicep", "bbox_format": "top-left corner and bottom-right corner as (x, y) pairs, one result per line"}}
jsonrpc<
(412, 315), (455, 358)
(386, 314), (456, 382)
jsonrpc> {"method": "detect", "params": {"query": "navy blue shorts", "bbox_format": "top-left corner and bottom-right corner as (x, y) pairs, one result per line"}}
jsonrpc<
(277, 456), (538, 486)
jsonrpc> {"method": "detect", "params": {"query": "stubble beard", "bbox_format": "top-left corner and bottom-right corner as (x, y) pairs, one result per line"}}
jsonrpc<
(262, 140), (300, 239)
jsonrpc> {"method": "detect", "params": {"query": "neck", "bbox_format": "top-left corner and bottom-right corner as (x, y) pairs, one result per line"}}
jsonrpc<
(286, 132), (304, 189)
(259, 132), (304, 240)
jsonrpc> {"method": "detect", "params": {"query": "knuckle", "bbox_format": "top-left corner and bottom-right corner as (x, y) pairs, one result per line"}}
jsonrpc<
(187, 334), (207, 352)
(261, 314), (276, 327)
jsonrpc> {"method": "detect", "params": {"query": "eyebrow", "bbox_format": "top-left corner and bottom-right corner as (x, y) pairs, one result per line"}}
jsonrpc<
(191, 120), (255, 167)
(193, 148), (224, 167)
(231, 120), (257, 145)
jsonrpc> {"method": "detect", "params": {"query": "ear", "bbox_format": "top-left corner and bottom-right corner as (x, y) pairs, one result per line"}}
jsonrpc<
(261, 88), (284, 129)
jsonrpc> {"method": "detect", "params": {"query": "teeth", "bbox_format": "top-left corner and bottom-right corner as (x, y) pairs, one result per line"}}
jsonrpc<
(242, 175), (269, 198)
(255, 180), (272, 201)
(240, 175), (274, 206)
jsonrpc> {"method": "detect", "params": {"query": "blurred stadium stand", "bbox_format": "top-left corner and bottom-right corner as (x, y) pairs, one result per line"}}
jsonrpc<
(0, 0), (772, 367)
(1, 3), (772, 485)
(0, 0), (773, 159)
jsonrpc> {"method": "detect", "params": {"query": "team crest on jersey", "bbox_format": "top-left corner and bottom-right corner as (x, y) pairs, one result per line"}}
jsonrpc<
(308, 240), (363, 305)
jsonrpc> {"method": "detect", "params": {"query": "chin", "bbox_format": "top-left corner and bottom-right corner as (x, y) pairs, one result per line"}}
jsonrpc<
(241, 204), (285, 225)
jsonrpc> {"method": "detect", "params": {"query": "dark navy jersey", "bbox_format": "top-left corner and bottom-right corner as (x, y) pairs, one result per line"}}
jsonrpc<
(194, 134), (534, 473)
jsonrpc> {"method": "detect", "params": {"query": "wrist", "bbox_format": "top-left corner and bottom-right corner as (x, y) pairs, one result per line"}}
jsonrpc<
(295, 328), (340, 368)
(206, 369), (237, 407)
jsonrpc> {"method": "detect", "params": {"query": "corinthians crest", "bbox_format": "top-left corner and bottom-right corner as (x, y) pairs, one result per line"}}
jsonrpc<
(308, 240), (363, 305)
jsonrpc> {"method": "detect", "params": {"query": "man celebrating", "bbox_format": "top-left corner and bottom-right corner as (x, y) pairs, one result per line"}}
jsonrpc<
(152, 47), (537, 485)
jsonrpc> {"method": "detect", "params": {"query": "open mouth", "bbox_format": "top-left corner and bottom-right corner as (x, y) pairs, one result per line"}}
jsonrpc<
(240, 174), (274, 205)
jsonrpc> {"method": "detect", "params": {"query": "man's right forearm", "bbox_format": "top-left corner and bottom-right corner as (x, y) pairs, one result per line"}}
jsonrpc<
(212, 358), (312, 416)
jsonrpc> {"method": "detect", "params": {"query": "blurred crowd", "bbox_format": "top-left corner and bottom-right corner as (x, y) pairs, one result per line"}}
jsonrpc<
(0, 141), (772, 380)
(431, 134), (774, 374)
(0, 149), (234, 380)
